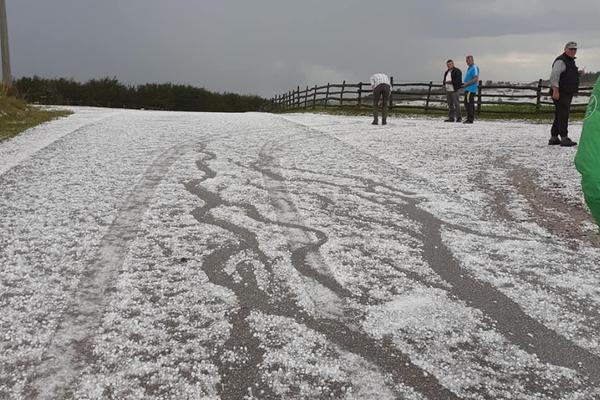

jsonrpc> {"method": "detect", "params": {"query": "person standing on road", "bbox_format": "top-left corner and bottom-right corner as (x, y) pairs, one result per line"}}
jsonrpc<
(463, 55), (479, 124)
(443, 60), (463, 122)
(549, 41), (580, 147)
(370, 73), (391, 125)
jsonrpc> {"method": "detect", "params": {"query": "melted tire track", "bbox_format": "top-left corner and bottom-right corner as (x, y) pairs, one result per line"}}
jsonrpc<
(278, 164), (549, 244)
(184, 149), (278, 400)
(186, 152), (274, 271)
(187, 145), (459, 399)
(254, 152), (355, 301)
(24, 140), (195, 400)
(255, 141), (461, 399)
(202, 246), (279, 400)
(413, 205), (600, 385)
(277, 118), (600, 387)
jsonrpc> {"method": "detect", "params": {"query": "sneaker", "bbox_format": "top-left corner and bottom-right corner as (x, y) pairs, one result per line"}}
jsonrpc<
(444, 118), (454, 122)
(372, 120), (378, 125)
(463, 120), (473, 124)
(560, 137), (577, 147)
(456, 118), (462, 122)
(382, 121), (387, 125)
(548, 136), (561, 145)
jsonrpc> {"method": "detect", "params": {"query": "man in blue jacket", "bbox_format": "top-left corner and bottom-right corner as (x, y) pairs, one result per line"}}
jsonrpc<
(463, 55), (480, 124)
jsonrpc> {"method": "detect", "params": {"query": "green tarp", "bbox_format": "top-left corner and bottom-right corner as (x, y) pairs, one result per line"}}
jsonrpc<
(575, 76), (600, 232)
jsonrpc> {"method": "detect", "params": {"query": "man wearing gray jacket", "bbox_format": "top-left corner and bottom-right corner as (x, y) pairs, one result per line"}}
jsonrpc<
(549, 41), (580, 147)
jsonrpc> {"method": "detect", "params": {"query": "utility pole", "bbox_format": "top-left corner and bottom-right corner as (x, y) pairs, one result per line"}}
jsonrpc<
(0, 0), (12, 87)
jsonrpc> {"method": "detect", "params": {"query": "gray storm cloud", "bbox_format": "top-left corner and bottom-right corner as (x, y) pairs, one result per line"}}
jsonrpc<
(7, 0), (600, 96)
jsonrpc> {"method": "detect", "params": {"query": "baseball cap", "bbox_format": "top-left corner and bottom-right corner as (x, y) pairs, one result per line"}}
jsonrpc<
(565, 41), (578, 49)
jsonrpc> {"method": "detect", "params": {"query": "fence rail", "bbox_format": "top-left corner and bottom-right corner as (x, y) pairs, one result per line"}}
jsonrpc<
(269, 78), (593, 114)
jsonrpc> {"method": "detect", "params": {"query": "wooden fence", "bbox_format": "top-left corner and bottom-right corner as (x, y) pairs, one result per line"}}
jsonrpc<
(269, 78), (593, 114)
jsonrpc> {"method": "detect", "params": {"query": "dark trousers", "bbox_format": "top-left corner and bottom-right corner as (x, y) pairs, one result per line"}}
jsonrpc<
(464, 91), (475, 122)
(373, 84), (391, 123)
(551, 93), (574, 138)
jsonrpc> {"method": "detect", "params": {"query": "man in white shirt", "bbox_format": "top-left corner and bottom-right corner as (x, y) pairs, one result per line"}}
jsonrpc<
(370, 73), (391, 125)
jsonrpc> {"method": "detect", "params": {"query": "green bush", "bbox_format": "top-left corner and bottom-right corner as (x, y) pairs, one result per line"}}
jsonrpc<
(15, 77), (268, 112)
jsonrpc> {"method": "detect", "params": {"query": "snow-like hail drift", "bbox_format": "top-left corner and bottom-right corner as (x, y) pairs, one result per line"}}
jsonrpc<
(1, 108), (599, 399)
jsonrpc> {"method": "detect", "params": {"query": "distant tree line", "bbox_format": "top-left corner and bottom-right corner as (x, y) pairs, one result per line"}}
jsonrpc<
(14, 77), (268, 112)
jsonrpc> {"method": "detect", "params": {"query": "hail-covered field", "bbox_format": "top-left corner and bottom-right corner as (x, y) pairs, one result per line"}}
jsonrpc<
(0, 107), (599, 400)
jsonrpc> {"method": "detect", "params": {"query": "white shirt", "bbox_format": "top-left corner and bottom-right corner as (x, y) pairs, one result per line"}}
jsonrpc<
(444, 70), (454, 92)
(370, 73), (391, 90)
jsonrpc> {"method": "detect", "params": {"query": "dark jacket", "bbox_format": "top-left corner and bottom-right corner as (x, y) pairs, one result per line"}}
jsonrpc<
(443, 68), (463, 91)
(555, 53), (580, 94)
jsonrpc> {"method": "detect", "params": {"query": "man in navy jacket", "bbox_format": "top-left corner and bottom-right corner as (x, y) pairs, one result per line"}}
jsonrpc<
(549, 41), (580, 147)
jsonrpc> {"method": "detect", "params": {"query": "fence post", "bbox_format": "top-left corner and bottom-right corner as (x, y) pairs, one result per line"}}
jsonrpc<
(535, 78), (543, 113)
(357, 82), (362, 106)
(425, 81), (433, 112)
(325, 83), (330, 107)
(477, 81), (482, 112)
(340, 80), (346, 106)
(389, 76), (394, 110)
(296, 86), (300, 108)
(313, 84), (317, 108)
(304, 85), (308, 109)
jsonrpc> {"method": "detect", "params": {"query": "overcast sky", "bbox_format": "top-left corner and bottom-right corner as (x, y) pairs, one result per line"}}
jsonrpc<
(7, 0), (600, 97)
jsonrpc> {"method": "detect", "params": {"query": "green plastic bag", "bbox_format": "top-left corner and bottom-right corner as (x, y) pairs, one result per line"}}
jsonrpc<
(575, 76), (600, 232)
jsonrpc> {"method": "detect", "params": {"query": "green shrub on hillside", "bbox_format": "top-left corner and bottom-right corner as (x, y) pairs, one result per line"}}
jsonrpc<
(15, 77), (268, 112)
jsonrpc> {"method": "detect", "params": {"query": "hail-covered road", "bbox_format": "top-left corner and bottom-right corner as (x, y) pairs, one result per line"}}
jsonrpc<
(1, 108), (599, 399)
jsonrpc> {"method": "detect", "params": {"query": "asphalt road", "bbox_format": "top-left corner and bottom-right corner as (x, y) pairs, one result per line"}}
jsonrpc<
(1, 108), (599, 399)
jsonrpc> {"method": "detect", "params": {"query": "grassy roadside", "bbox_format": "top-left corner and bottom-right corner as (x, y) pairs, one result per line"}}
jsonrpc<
(278, 104), (586, 123)
(0, 95), (72, 142)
